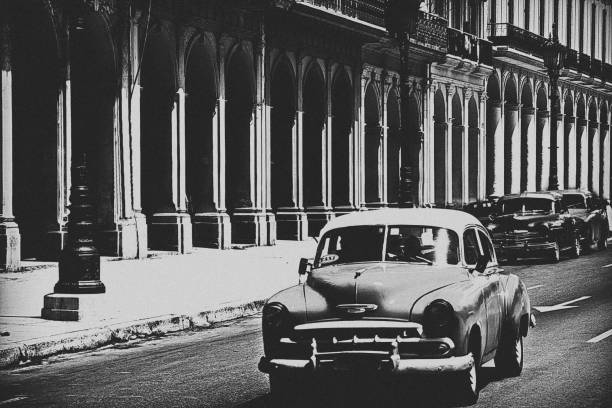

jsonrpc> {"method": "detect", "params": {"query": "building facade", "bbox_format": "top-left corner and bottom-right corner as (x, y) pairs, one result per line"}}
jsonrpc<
(1, 0), (611, 270)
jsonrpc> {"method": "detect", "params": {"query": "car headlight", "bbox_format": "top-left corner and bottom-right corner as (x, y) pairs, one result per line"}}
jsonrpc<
(423, 299), (455, 338)
(262, 302), (290, 356)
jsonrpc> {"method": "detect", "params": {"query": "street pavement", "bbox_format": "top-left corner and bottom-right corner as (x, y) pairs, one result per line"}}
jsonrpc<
(1, 248), (611, 407)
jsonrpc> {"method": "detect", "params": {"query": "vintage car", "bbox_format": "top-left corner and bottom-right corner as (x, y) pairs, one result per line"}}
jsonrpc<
(489, 192), (582, 262)
(259, 208), (533, 405)
(553, 189), (609, 251)
(462, 198), (500, 226)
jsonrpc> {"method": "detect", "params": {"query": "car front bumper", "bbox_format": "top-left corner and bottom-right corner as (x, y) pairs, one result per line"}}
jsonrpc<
(495, 241), (557, 256)
(258, 353), (474, 375)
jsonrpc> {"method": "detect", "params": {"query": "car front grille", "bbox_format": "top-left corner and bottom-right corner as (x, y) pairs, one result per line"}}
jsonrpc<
(493, 230), (546, 246)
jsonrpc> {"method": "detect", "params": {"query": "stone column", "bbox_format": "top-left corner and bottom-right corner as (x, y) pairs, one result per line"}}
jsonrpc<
(556, 113), (565, 189)
(324, 61), (333, 210)
(381, 73), (390, 206)
(509, 104), (521, 193)
(578, 117), (588, 189)
(478, 93), (487, 201)
(446, 88), (454, 206)
(462, 92), (470, 205)
(537, 110), (551, 190)
(489, 100), (504, 196)
(523, 106), (537, 191)
(423, 80), (435, 204)
(603, 124), (611, 199)
(566, 115), (577, 188)
(590, 121), (600, 194)
(0, 22), (19, 271)
(359, 73), (367, 208)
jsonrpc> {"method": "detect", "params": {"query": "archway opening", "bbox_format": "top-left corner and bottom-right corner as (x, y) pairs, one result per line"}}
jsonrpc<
(302, 64), (325, 208)
(331, 68), (352, 208)
(434, 90), (446, 205)
(600, 104), (609, 197)
(386, 87), (400, 205)
(588, 100), (598, 193)
(576, 97), (586, 188)
(270, 58), (296, 210)
(563, 93), (574, 188)
(364, 82), (380, 204)
(185, 38), (216, 216)
(451, 93), (462, 205)
(504, 77), (518, 194)
(225, 47), (254, 213)
(536, 86), (548, 191)
(11, 3), (60, 259)
(520, 82), (533, 191)
(468, 97), (478, 202)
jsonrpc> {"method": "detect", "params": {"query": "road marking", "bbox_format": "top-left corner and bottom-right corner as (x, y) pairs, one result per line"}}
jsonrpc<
(603, 263), (612, 268)
(527, 284), (544, 290)
(0, 397), (28, 405)
(533, 296), (591, 313)
(587, 328), (612, 343)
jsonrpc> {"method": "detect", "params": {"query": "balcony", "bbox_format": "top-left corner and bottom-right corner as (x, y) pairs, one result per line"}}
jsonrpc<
(487, 23), (546, 56)
(413, 11), (448, 52)
(448, 27), (492, 65)
(296, 0), (386, 27)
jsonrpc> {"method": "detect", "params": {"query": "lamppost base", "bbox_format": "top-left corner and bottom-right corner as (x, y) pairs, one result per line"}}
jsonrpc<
(41, 292), (107, 321)
(53, 279), (106, 294)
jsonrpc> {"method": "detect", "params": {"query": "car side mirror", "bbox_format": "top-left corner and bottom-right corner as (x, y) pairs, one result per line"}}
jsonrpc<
(474, 253), (490, 274)
(298, 258), (311, 276)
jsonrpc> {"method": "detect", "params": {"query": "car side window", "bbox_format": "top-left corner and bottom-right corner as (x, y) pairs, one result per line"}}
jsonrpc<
(477, 230), (496, 266)
(463, 228), (479, 266)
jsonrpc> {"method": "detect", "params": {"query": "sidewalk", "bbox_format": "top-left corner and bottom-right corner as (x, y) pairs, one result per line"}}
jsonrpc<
(0, 240), (317, 368)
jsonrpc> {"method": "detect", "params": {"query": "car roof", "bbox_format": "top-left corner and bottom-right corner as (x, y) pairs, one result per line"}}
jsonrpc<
(499, 191), (561, 201)
(549, 189), (591, 197)
(319, 208), (482, 237)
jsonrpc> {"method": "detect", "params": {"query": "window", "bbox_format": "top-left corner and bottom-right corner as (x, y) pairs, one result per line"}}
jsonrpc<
(463, 229), (479, 265)
(501, 198), (554, 214)
(540, 0), (546, 36)
(315, 226), (385, 267)
(491, 0), (497, 25)
(385, 226), (460, 265)
(452, 0), (462, 29)
(477, 230), (496, 266)
(579, 0), (585, 52)
(566, 0), (572, 45)
(591, 4), (596, 57)
(508, 0), (514, 24)
(524, 0), (530, 30)
(604, 10), (608, 62)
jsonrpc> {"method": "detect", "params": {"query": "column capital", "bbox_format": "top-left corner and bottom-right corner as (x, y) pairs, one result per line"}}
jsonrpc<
(480, 92), (488, 102)
(464, 88), (473, 101)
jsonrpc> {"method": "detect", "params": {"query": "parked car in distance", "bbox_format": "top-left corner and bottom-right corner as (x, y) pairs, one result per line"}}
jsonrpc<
(488, 192), (582, 263)
(259, 208), (534, 406)
(462, 197), (500, 226)
(552, 189), (609, 251)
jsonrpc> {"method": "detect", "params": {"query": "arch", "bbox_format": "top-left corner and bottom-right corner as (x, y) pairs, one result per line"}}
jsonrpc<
(302, 61), (326, 210)
(486, 74), (502, 196)
(141, 25), (178, 231)
(434, 89), (447, 205)
(331, 68), (353, 208)
(185, 32), (219, 95)
(387, 87), (401, 205)
(588, 98), (598, 192)
(600, 103), (609, 197)
(364, 81), (381, 204)
(563, 91), (575, 188)
(576, 94), (587, 188)
(185, 35), (217, 220)
(225, 45), (255, 213)
(536, 85), (548, 190)
(520, 81), (534, 191)
(270, 56), (296, 212)
(451, 92), (463, 204)
(468, 97), (479, 202)
(11, 2), (61, 259)
(504, 75), (519, 193)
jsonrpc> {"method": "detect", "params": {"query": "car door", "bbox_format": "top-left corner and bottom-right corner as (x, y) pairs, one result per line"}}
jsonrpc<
(475, 228), (503, 355)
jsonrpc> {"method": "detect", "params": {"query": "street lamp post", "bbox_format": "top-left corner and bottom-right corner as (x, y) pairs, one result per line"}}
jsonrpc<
(384, 0), (423, 207)
(542, 21), (566, 191)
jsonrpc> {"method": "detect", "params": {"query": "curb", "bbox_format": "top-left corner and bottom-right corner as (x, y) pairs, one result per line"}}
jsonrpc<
(0, 299), (265, 369)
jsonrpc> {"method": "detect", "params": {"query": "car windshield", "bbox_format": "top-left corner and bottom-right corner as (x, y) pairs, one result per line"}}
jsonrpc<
(501, 198), (553, 214)
(561, 194), (586, 209)
(315, 225), (459, 267)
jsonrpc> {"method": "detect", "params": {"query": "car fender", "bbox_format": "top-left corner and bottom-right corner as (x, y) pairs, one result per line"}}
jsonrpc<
(265, 284), (308, 325)
(500, 274), (531, 337)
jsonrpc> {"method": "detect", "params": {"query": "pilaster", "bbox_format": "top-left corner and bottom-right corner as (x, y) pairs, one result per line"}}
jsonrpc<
(566, 115), (577, 189)
(523, 106), (536, 191)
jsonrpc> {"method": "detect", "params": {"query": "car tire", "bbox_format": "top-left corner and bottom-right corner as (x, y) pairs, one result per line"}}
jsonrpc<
(569, 235), (581, 258)
(269, 373), (306, 408)
(550, 241), (560, 263)
(454, 347), (480, 404)
(598, 227), (608, 250)
(495, 329), (524, 377)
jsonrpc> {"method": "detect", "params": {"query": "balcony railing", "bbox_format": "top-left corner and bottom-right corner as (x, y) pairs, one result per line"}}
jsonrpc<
(297, 0), (386, 27)
(448, 27), (492, 65)
(413, 11), (448, 52)
(488, 23), (547, 55)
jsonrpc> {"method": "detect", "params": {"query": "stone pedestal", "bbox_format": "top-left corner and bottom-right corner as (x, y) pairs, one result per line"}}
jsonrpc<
(231, 210), (267, 245)
(42, 293), (107, 321)
(148, 212), (192, 253)
(265, 213), (277, 246)
(305, 207), (334, 238)
(275, 208), (308, 241)
(192, 212), (231, 249)
(0, 221), (20, 271)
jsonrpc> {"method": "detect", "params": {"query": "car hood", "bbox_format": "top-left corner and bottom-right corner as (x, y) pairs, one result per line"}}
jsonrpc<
(490, 213), (559, 231)
(304, 263), (468, 321)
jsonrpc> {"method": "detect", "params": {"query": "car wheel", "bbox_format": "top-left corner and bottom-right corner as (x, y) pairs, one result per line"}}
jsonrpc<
(495, 329), (524, 377)
(598, 228), (608, 250)
(269, 373), (307, 408)
(569, 236), (581, 258)
(550, 241), (560, 263)
(454, 348), (480, 404)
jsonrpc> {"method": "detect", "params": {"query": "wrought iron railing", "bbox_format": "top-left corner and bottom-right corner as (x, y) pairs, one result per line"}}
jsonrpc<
(577, 52), (591, 72)
(487, 23), (547, 55)
(413, 11), (448, 51)
(297, 0), (386, 27)
(447, 27), (491, 65)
